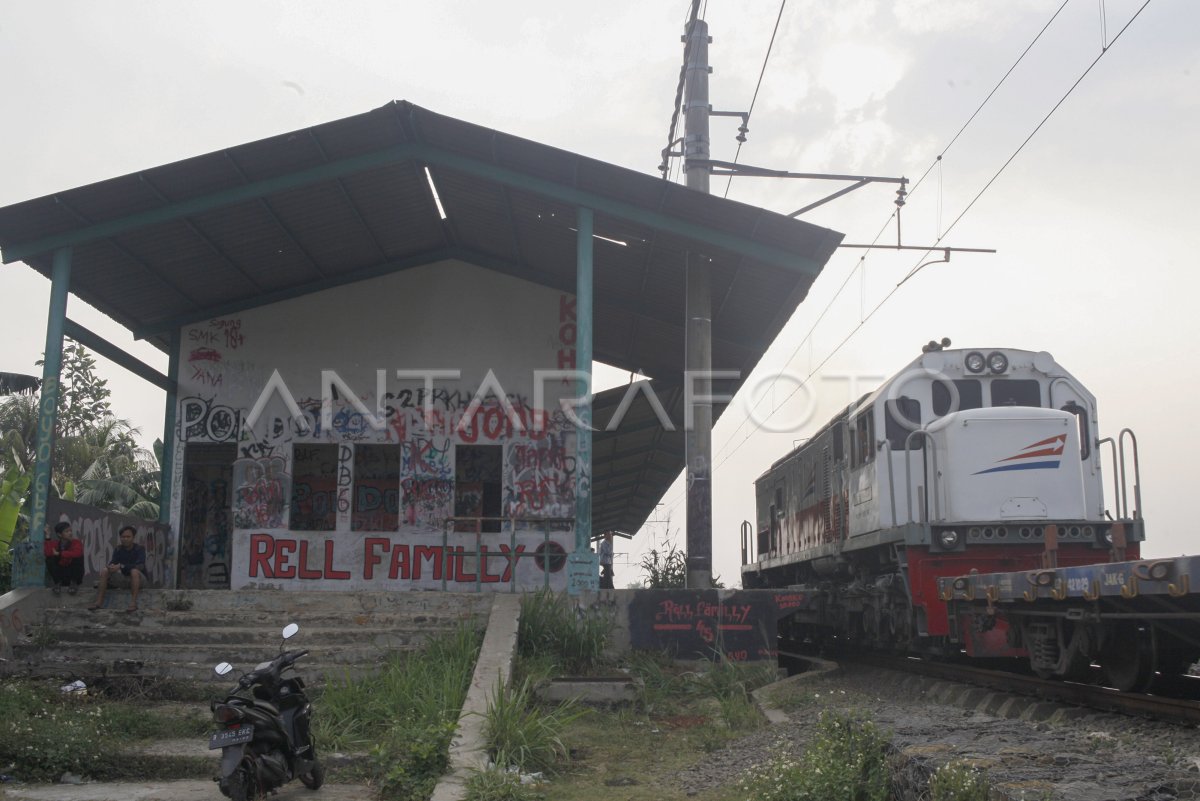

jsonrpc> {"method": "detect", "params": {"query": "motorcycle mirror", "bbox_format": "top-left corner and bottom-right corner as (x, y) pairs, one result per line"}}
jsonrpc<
(214, 662), (234, 676)
(282, 623), (299, 640)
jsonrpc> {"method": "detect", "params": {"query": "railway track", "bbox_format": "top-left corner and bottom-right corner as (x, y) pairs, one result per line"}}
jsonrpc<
(781, 648), (1200, 726)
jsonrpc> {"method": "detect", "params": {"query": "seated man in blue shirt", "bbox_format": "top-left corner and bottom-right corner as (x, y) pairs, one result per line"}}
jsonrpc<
(88, 525), (147, 612)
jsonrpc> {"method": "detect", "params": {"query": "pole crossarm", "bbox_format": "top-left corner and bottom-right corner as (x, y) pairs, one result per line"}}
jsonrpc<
(1, 145), (828, 276)
(702, 159), (906, 184)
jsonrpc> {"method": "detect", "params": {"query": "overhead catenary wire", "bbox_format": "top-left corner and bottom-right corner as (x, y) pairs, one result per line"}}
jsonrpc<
(721, 0), (789, 198)
(707, 0), (1072, 467)
(655, 0), (1154, 523)
(721, 0), (1154, 466)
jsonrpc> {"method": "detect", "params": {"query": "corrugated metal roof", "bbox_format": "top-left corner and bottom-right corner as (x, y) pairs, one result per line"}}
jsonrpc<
(0, 100), (843, 538)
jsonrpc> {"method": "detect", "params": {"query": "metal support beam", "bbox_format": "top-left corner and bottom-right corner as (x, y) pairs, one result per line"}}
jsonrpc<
(160, 329), (180, 526)
(63, 319), (175, 393)
(575, 207), (594, 553)
(19, 247), (71, 587)
(567, 207), (600, 595)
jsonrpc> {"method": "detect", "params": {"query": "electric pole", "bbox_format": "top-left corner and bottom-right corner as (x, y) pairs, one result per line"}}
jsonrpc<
(683, 18), (713, 589)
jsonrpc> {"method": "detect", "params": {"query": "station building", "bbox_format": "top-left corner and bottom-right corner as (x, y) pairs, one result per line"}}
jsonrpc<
(0, 102), (841, 594)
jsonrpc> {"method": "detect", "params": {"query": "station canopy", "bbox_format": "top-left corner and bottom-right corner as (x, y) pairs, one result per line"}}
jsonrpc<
(0, 100), (842, 539)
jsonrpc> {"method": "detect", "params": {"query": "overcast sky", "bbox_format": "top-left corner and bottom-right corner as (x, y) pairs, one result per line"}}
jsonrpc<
(1, 0), (1195, 586)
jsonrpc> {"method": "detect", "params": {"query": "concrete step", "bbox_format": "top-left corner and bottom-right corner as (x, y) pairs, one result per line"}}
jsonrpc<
(141, 588), (496, 614)
(19, 654), (402, 682)
(23, 623), (449, 646)
(7, 588), (494, 683)
(0, 780), (374, 801)
(15, 640), (419, 669)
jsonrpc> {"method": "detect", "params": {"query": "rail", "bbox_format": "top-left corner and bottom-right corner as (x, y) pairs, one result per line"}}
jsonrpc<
(438, 516), (574, 592)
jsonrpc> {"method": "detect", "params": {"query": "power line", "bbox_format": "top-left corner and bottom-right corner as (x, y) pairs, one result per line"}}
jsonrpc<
(715, 0), (1154, 470)
(721, 0), (788, 198)
(656, 0), (1154, 521)
(708, 0), (1072, 463)
(662, 0), (703, 180)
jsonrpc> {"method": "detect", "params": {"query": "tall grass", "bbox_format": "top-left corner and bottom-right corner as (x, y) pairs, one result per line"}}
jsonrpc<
(314, 623), (482, 800)
(483, 675), (585, 775)
(516, 589), (612, 676)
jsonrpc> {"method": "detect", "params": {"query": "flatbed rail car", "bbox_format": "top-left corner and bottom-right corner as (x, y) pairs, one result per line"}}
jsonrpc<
(938, 537), (1200, 692)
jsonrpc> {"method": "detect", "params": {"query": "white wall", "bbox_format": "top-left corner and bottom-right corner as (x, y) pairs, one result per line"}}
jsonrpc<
(169, 259), (584, 591)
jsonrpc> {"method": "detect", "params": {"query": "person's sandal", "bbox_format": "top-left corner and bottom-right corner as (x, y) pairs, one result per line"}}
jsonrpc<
(125, 605), (138, 613)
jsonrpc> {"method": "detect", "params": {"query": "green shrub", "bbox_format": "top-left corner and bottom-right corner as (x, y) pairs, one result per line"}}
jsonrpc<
(484, 676), (585, 775)
(517, 589), (612, 675)
(930, 760), (990, 801)
(739, 710), (890, 801)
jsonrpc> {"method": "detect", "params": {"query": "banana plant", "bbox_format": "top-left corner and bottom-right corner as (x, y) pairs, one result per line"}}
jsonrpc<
(0, 466), (31, 549)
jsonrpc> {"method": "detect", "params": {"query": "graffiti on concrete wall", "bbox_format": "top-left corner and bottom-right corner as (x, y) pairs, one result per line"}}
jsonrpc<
(47, 498), (173, 587)
(232, 456), (289, 529)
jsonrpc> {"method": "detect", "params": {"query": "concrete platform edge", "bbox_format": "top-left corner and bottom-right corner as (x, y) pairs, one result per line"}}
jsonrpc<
(430, 593), (521, 801)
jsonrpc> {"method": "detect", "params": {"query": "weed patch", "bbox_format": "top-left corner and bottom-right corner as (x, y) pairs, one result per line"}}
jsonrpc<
(314, 623), (482, 800)
(517, 589), (613, 676)
(930, 760), (990, 801)
(738, 710), (890, 801)
(0, 679), (209, 782)
(466, 767), (546, 800)
(485, 676), (586, 775)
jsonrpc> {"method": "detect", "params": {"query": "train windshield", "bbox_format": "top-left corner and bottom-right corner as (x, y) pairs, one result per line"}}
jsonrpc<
(932, 379), (983, 416)
(991, 379), (1041, 407)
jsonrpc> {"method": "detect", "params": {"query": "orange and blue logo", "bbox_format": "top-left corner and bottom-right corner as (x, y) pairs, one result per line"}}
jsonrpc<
(974, 434), (1066, 475)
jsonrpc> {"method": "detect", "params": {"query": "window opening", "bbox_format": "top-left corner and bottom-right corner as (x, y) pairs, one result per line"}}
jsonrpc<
(832, 421), (845, 462)
(932, 379), (983, 416)
(885, 396), (922, 451)
(456, 445), (503, 532)
(991, 379), (1041, 407)
(353, 445), (400, 531)
(851, 410), (875, 468)
(290, 444), (338, 531)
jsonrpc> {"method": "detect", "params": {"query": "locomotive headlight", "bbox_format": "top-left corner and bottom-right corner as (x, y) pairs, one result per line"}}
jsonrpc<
(987, 351), (1009, 374)
(964, 352), (986, 373)
(938, 530), (961, 550)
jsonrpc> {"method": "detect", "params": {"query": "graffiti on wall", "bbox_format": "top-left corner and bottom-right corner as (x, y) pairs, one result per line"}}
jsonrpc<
(232, 456), (289, 529)
(47, 499), (172, 587)
(235, 530), (568, 592)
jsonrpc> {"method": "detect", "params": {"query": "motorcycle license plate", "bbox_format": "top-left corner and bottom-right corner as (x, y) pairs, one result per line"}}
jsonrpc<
(209, 725), (254, 749)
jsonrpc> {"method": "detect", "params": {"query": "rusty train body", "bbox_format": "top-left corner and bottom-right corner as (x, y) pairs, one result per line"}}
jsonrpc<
(738, 345), (1200, 691)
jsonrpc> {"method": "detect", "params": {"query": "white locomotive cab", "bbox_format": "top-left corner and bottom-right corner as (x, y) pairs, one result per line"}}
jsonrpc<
(926, 407), (1089, 523)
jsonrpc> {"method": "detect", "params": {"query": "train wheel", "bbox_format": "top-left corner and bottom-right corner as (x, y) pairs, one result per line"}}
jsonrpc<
(1101, 622), (1156, 693)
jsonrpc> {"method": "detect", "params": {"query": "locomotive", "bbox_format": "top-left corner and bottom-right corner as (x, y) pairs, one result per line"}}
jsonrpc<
(740, 341), (1174, 688)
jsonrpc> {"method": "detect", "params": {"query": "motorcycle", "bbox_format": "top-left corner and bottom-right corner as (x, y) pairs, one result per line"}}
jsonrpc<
(210, 622), (325, 800)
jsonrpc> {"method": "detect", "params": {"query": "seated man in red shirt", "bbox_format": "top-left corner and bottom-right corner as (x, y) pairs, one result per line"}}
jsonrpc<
(88, 525), (147, 612)
(44, 521), (84, 595)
